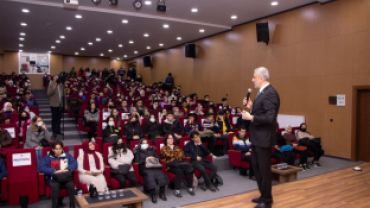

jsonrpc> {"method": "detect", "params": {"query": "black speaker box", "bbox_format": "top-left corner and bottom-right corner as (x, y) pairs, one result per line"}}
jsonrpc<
(256, 22), (269, 44)
(143, 56), (153, 68)
(157, 5), (166, 12)
(185, 44), (196, 58)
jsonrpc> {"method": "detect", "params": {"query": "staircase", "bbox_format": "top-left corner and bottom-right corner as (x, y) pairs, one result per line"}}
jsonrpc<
(32, 90), (88, 153)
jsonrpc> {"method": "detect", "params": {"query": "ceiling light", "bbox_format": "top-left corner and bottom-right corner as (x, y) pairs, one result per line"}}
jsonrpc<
(51, 46), (55, 49)
(100, 53), (104, 56)
(20, 33), (26, 36)
(96, 38), (101, 41)
(19, 50), (23, 52)
(163, 24), (169, 28)
(75, 52), (79, 55)
(75, 14), (82, 19)
(147, 46), (151, 49)
(177, 37), (182, 40)
(134, 51), (138, 54)
(107, 30), (113, 34)
(159, 43), (164, 47)
(199, 29), (205, 33)
(231, 15), (237, 19)
(19, 44), (23, 47)
(144, 1), (152, 5)
(271, 1), (278, 6)
(81, 47), (85, 50)
(20, 23), (27, 26)
(66, 26), (72, 30)
(144, 33), (149, 37)
(88, 42), (93, 46)
(56, 40), (61, 43)
(60, 35), (65, 39)
(122, 19), (128, 24)
(124, 55), (127, 58)
(129, 40), (134, 44)
(22, 9), (29, 13)
(19, 37), (24, 41)
(118, 44), (123, 47)
(108, 49), (113, 52)
(191, 8), (198, 12)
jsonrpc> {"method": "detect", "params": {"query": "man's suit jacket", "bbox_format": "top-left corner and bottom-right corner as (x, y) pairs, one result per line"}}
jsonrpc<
(47, 81), (65, 107)
(249, 85), (280, 148)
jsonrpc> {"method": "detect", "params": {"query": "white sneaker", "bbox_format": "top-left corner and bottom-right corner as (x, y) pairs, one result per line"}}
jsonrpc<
(212, 154), (218, 159)
(91, 137), (96, 144)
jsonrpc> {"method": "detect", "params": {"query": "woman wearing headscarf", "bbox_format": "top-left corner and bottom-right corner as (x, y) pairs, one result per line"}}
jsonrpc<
(77, 140), (106, 193)
(297, 123), (325, 167)
(0, 102), (15, 123)
(134, 139), (169, 203)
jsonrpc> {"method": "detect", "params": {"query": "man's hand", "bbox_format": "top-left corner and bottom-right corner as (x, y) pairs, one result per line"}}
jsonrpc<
(245, 152), (251, 156)
(242, 111), (253, 121)
(90, 118), (94, 121)
(215, 133), (221, 138)
(197, 156), (202, 161)
(293, 143), (298, 147)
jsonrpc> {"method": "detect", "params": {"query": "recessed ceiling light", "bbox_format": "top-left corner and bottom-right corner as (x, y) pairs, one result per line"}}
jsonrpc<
(22, 9), (29, 13)
(163, 24), (169, 28)
(107, 30), (113, 34)
(144, 1), (152, 5)
(56, 40), (61, 43)
(81, 47), (85, 50)
(147, 46), (151, 49)
(129, 40), (134, 44)
(108, 49), (113, 52)
(20, 23), (27, 26)
(159, 43), (164, 47)
(144, 33), (149, 37)
(20, 32), (26, 36)
(96, 38), (101, 42)
(191, 8), (198, 12)
(118, 44), (123, 47)
(19, 37), (24, 41)
(66, 26), (72, 30)
(122, 19), (128, 24)
(231, 15), (237, 19)
(177, 37), (182, 40)
(51, 46), (55, 49)
(100, 53), (104, 56)
(124, 55), (127, 58)
(19, 44), (23, 47)
(199, 29), (205, 33)
(134, 51), (138, 54)
(75, 52), (79, 55)
(60, 35), (65, 39)
(271, 1), (278, 6)
(19, 50), (23, 52)
(75, 14), (82, 19)
(88, 42), (93, 46)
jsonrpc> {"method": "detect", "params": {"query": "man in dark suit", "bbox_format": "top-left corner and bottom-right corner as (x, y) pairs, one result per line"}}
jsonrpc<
(242, 67), (280, 208)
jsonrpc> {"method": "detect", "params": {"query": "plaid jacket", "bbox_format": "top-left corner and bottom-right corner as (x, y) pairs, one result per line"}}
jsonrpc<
(160, 145), (185, 171)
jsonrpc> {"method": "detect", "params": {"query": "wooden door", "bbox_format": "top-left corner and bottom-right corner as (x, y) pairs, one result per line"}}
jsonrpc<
(357, 90), (370, 162)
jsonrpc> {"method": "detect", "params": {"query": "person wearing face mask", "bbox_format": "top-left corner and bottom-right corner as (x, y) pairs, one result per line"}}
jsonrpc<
(134, 139), (169, 203)
(143, 115), (162, 144)
(104, 100), (115, 112)
(17, 111), (30, 142)
(25, 116), (51, 170)
(102, 116), (122, 144)
(78, 91), (86, 101)
(108, 138), (136, 189)
(124, 115), (144, 147)
(297, 123), (325, 168)
(23, 104), (36, 120)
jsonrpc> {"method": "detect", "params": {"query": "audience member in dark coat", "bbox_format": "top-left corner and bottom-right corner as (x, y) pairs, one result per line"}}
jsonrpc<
(124, 115), (144, 146)
(143, 115), (162, 144)
(162, 112), (185, 142)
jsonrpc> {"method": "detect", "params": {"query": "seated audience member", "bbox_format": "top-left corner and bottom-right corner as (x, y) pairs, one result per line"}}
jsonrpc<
(134, 139), (169, 203)
(14, 99), (25, 113)
(117, 100), (129, 112)
(184, 131), (217, 192)
(297, 123), (325, 167)
(25, 116), (51, 170)
(274, 126), (294, 165)
(69, 97), (82, 116)
(39, 140), (77, 208)
(160, 96), (170, 108)
(202, 95), (210, 108)
(161, 134), (195, 197)
(234, 107), (242, 115)
(129, 107), (142, 122)
(142, 107), (150, 119)
(110, 108), (121, 128)
(203, 113), (229, 155)
(77, 140), (107, 193)
(135, 99), (144, 115)
(207, 108), (215, 114)
(104, 100), (115, 112)
(143, 115), (162, 144)
(84, 102), (100, 143)
(150, 100), (161, 115)
(180, 100), (190, 114)
(216, 111), (233, 152)
(284, 125), (310, 170)
(108, 138), (136, 189)
(194, 107), (205, 121)
(2, 93), (15, 103)
(0, 157), (7, 199)
(17, 110), (30, 142)
(23, 104), (36, 120)
(0, 102), (15, 123)
(159, 108), (167, 120)
(162, 112), (185, 142)
(172, 107), (184, 119)
(0, 127), (13, 149)
(233, 126), (255, 180)
(220, 98), (231, 113)
(102, 116), (121, 144)
(78, 90), (86, 101)
(124, 115), (144, 146)
(24, 92), (38, 106)
(237, 113), (251, 131)
(167, 100), (178, 112)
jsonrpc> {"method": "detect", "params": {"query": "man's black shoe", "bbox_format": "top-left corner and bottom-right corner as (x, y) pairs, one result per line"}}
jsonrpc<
(252, 197), (261, 203)
(254, 202), (272, 208)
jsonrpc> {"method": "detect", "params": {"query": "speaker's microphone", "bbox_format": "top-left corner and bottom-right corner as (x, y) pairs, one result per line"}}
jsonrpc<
(246, 88), (252, 101)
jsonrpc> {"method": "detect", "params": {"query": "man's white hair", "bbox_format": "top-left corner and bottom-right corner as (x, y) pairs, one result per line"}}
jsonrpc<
(254, 67), (269, 81)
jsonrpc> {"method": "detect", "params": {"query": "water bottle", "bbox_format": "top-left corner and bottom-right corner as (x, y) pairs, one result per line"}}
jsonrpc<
(98, 192), (103, 201)
(119, 190), (124, 197)
(77, 190), (82, 197)
(111, 190), (117, 198)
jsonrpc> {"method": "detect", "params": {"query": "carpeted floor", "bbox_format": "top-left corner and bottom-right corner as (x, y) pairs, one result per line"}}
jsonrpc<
(1, 156), (363, 208)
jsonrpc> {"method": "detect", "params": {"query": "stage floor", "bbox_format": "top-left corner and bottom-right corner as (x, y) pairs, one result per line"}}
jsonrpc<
(181, 163), (370, 208)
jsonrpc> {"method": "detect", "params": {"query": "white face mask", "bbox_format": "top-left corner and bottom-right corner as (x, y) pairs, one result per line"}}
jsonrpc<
(150, 118), (156, 123)
(141, 144), (148, 150)
(25, 109), (30, 113)
(117, 94), (120, 97)
(37, 121), (43, 127)
(108, 121), (115, 126)
(79, 93), (83, 96)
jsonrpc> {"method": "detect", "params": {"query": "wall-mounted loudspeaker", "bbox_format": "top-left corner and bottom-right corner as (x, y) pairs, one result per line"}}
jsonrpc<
(143, 56), (153, 68)
(256, 22), (269, 44)
(185, 44), (196, 58)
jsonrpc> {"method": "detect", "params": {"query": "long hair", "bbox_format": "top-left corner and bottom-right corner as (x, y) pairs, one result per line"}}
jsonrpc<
(112, 139), (127, 157)
(87, 102), (97, 113)
(164, 133), (175, 146)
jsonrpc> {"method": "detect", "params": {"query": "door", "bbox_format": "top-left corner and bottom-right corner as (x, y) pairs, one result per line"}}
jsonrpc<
(356, 90), (370, 162)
